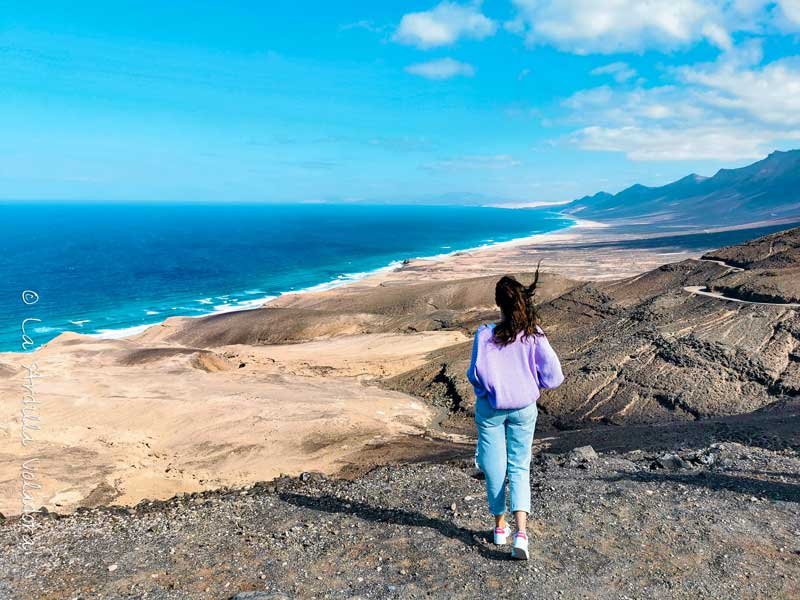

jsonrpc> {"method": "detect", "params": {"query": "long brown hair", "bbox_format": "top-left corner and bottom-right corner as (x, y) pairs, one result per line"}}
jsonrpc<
(492, 266), (541, 347)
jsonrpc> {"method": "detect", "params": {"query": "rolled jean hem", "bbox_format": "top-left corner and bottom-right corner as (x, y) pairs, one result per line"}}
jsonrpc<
(510, 507), (530, 514)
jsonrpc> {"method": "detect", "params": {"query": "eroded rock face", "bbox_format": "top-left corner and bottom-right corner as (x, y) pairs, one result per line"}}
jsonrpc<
(384, 341), (475, 415)
(545, 269), (798, 425)
(539, 271), (797, 425)
(708, 268), (800, 305)
(703, 226), (800, 269)
(391, 229), (800, 426)
(702, 227), (800, 305)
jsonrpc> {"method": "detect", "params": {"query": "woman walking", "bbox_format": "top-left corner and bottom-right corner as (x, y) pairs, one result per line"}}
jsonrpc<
(467, 274), (564, 560)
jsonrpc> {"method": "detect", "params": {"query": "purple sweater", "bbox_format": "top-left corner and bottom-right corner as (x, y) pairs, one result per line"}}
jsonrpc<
(467, 324), (564, 409)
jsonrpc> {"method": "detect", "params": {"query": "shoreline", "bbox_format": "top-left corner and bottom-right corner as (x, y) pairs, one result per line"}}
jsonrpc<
(95, 215), (583, 339)
(338, 215), (800, 288)
(6, 215), (578, 353)
(12, 214), (799, 352)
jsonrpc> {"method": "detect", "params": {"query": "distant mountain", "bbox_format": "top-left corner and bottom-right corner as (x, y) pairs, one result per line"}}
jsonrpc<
(561, 149), (800, 227)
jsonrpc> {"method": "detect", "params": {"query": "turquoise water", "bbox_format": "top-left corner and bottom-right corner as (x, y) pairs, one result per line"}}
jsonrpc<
(1, 203), (573, 352)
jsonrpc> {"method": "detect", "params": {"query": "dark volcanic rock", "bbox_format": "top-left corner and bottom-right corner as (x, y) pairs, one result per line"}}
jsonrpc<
(384, 341), (475, 414)
(2, 441), (799, 599)
(708, 267), (800, 305)
(651, 454), (690, 470)
(703, 226), (800, 269)
(702, 227), (800, 305)
(567, 445), (598, 463)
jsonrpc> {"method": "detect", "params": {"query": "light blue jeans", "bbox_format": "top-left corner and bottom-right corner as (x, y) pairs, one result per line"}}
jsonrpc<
(474, 397), (538, 515)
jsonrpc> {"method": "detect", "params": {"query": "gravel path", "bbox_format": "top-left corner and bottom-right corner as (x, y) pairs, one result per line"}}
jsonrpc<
(682, 285), (800, 307)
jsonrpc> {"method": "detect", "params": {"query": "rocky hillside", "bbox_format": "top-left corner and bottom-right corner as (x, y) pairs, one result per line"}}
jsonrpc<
(3, 432), (799, 599)
(389, 227), (800, 427)
(704, 226), (800, 270)
(703, 226), (800, 305)
(561, 150), (800, 227)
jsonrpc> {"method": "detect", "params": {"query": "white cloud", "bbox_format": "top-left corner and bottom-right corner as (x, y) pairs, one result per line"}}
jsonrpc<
(590, 61), (637, 82)
(570, 124), (782, 160)
(394, 1), (496, 49)
(509, 0), (731, 53)
(710, 0), (800, 31)
(392, 0), (796, 57)
(776, 0), (800, 28)
(678, 55), (800, 126)
(563, 85), (708, 125)
(701, 22), (733, 50)
(506, 1), (800, 54)
(561, 48), (800, 161)
(405, 57), (475, 79)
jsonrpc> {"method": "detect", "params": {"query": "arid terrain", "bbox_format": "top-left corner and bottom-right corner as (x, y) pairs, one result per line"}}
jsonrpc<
(390, 227), (800, 429)
(2, 223), (800, 599)
(0, 219), (705, 517)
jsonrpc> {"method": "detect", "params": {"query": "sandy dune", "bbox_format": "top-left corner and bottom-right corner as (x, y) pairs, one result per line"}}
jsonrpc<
(0, 331), (463, 516)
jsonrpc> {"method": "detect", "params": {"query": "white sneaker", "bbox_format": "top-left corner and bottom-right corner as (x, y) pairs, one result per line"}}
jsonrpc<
(493, 525), (512, 545)
(511, 532), (529, 560)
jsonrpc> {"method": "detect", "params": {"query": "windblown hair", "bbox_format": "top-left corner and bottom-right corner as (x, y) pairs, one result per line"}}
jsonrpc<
(492, 266), (542, 347)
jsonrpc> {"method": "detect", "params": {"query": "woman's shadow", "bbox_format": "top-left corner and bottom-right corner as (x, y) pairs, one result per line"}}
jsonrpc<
(279, 491), (510, 561)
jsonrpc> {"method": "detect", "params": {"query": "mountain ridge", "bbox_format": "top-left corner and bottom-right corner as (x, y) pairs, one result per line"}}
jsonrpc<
(562, 149), (800, 227)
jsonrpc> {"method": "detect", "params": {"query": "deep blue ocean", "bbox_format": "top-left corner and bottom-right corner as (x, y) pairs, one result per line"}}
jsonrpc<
(1, 203), (573, 352)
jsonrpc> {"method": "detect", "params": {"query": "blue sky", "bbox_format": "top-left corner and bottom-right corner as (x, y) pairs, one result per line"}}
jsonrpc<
(1, 1), (799, 204)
